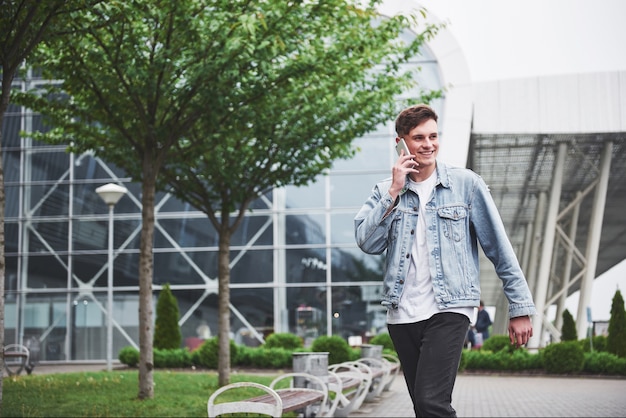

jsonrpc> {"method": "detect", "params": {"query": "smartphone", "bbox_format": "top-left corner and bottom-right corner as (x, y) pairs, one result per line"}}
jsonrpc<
(395, 138), (411, 157)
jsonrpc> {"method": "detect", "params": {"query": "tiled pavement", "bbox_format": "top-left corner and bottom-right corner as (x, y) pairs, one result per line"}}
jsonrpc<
(352, 372), (626, 417)
(12, 363), (626, 417)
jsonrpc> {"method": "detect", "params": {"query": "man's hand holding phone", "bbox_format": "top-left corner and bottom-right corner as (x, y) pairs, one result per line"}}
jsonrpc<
(389, 138), (419, 199)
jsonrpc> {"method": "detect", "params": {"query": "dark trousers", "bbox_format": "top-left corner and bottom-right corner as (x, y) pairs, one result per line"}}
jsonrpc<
(388, 312), (469, 417)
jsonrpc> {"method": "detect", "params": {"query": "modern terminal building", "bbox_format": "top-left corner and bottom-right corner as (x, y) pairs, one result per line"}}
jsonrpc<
(4, 1), (625, 363)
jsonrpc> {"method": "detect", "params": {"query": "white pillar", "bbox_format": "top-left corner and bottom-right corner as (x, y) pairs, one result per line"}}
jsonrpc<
(576, 142), (613, 338)
(529, 142), (567, 349)
(555, 193), (580, 332)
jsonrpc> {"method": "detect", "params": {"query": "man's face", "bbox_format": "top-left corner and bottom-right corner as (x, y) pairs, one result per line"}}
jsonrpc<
(400, 118), (439, 171)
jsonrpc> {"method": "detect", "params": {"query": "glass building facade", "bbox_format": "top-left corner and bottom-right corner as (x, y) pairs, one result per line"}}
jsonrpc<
(3, 31), (445, 363)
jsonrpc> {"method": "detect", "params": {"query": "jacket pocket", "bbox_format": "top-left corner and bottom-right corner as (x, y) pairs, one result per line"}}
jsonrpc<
(438, 206), (468, 242)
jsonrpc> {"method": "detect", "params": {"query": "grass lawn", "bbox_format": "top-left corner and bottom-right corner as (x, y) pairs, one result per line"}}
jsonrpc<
(3, 370), (283, 417)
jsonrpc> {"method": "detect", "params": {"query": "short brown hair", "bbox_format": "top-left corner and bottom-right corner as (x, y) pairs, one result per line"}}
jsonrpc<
(395, 104), (438, 137)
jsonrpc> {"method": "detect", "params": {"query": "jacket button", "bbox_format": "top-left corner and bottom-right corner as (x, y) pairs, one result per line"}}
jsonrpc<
(413, 207), (418, 211)
(399, 279), (404, 284)
(406, 253), (410, 259)
(410, 229), (415, 235)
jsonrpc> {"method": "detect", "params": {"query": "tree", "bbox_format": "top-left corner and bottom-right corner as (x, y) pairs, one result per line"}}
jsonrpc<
(560, 309), (577, 341)
(153, 283), (182, 350)
(161, 0), (441, 386)
(15, 0), (229, 399)
(0, 0), (104, 411)
(607, 289), (626, 358)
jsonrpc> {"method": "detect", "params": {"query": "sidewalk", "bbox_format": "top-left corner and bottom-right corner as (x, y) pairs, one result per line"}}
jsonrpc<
(352, 372), (626, 417)
(10, 364), (626, 417)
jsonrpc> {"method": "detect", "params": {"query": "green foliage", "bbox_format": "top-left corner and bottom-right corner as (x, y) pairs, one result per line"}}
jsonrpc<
(3, 370), (275, 417)
(579, 335), (608, 353)
(193, 337), (239, 369)
(153, 283), (182, 350)
(481, 334), (518, 353)
(238, 346), (293, 369)
(154, 348), (192, 368)
(118, 346), (139, 367)
(561, 309), (578, 341)
(541, 341), (585, 374)
(607, 289), (626, 358)
(583, 351), (626, 375)
(264, 333), (303, 350)
(310, 335), (351, 365)
(369, 332), (396, 352)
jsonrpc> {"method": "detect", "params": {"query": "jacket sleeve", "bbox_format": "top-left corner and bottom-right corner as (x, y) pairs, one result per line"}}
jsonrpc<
(354, 182), (397, 255)
(470, 176), (537, 318)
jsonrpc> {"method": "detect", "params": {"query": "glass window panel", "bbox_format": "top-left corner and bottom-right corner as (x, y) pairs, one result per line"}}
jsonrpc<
(231, 288), (274, 347)
(26, 184), (69, 216)
(286, 214), (325, 245)
(73, 219), (107, 250)
(175, 290), (219, 349)
(285, 248), (327, 284)
(230, 214), (273, 246)
(110, 253), (140, 287)
(71, 294), (106, 360)
(286, 286), (327, 344)
(71, 254), (107, 288)
(28, 150), (70, 181)
(153, 252), (208, 286)
(332, 130), (394, 172)
(22, 294), (70, 361)
(285, 175), (325, 209)
(5, 185), (19, 218)
(2, 109), (21, 148)
(157, 218), (215, 249)
(230, 249), (273, 284)
(330, 284), (387, 338)
(330, 213), (357, 244)
(4, 255), (18, 302)
(5, 222), (18, 254)
(27, 221), (68, 252)
(331, 247), (384, 283)
(25, 254), (68, 289)
(330, 173), (387, 209)
(4, 149), (21, 182)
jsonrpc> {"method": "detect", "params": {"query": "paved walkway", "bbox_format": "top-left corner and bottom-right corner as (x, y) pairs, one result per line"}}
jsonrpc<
(352, 372), (626, 417)
(10, 364), (626, 417)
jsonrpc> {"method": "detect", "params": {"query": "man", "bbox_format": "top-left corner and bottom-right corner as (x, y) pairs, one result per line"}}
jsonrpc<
(354, 104), (536, 417)
(475, 300), (493, 342)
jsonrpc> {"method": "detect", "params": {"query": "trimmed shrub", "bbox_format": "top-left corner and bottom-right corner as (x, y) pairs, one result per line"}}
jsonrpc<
(481, 334), (517, 353)
(193, 337), (238, 369)
(264, 333), (303, 350)
(583, 351), (626, 375)
(607, 289), (626, 358)
(369, 332), (396, 352)
(311, 335), (351, 365)
(541, 341), (584, 374)
(579, 335), (608, 353)
(561, 309), (578, 341)
(118, 346), (139, 367)
(154, 348), (192, 368)
(153, 283), (182, 350)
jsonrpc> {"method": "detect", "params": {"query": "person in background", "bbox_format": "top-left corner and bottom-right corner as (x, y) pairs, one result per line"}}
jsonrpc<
(475, 300), (493, 342)
(354, 104), (536, 417)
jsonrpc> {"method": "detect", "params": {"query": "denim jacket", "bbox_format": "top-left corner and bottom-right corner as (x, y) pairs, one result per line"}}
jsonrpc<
(354, 161), (536, 318)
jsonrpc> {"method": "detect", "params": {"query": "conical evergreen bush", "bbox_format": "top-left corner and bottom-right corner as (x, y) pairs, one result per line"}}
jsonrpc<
(154, 283), (182, 350)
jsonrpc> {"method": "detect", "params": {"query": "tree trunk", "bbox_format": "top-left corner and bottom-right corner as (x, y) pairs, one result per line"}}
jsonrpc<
(217, 224), (232, 387)
(138, 157), (156, 399)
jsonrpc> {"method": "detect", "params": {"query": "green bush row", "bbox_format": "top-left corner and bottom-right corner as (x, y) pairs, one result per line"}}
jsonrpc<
(118, 333), (626, 376)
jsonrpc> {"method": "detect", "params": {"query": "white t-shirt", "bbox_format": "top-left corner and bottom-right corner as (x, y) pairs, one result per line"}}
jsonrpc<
(387, 172), (474, 324)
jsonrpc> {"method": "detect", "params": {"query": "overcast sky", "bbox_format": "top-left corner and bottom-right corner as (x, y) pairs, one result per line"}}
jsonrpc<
(419, 0), (626, 83)
(415, 0), (626, 320)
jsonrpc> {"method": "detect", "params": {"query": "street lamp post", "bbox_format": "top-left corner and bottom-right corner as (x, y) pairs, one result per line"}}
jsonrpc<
(95, 183), (127, 371)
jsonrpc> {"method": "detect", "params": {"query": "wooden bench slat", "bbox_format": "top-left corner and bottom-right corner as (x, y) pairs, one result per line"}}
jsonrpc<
(248, 389), (324, 413)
